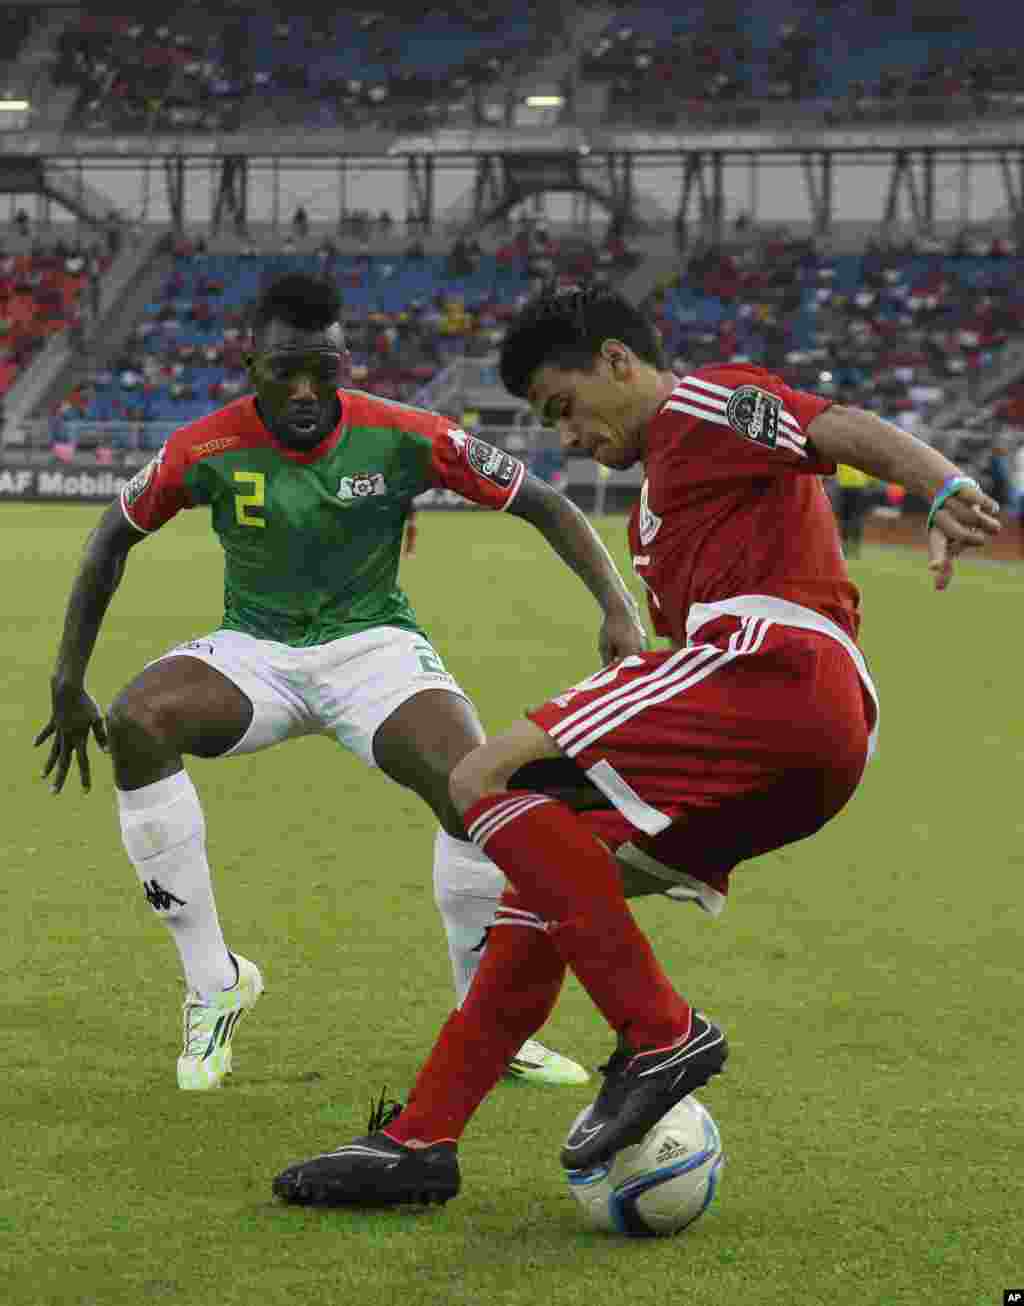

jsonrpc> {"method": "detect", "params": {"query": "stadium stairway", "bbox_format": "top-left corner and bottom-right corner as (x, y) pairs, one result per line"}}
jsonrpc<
(0, 6), (79, 131)
(509, 1), (617, 120)
(618, 243), (683, 305)
(41, 162), (123, 229)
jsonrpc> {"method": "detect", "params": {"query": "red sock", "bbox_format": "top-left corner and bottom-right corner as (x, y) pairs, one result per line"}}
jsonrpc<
(463, 792), (691, 1049)
(385, 902), (566, 1146)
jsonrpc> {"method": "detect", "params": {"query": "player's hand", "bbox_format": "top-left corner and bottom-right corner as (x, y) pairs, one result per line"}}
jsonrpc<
(927, 482), (1001, 592)
(599, 601), (648, 665)
(34, 680), (108, 794)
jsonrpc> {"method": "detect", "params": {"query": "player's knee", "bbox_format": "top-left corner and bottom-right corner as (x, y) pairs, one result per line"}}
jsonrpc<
(106, 687), (182, 758)
(448, 747), (494, 815)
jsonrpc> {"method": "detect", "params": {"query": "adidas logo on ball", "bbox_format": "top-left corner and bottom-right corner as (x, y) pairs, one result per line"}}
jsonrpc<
(655, 1136), (689, 1163)
(567, 1096), (725, 1238)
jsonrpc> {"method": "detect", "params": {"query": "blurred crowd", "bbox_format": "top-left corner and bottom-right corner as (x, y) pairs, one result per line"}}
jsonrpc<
(53, 1), (572, 134)
(651, 222), (1024, 511)
(0, 220), (115, 404)
(47, 217), (639, 457)
(6, 204), (1022, 527)
(587, 0), (1022, 127)
(37, 0), (1023, 137)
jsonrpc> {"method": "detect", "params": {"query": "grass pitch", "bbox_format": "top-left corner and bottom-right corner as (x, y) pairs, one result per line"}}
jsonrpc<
(2, 504), (1022, 1306)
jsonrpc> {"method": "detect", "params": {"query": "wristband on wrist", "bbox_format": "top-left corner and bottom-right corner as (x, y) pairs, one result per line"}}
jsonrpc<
(926, 475), (979, 531)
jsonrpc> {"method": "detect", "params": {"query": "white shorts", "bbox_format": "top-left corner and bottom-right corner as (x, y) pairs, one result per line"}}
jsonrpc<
(149, 626), (471, 766)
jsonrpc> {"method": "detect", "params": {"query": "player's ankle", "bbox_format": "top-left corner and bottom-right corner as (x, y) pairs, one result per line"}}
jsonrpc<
(382, 1129), (456, 1150)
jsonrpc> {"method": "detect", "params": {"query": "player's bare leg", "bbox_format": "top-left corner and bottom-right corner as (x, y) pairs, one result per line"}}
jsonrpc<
(108, 656), (255, 788)
(448, 717), (564, 801)
(107, 657), (263, 1088)
(372, 690), (588, 1086)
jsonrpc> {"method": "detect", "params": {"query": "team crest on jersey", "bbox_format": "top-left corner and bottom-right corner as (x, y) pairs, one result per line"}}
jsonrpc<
(638, 479), (662, 546)
(725, 385), (781, 447)
(467, 437), (519, 488)
(338, 472), (388, 501)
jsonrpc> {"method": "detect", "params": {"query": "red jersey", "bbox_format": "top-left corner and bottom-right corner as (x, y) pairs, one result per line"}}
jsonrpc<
(629, 364), (860, 645)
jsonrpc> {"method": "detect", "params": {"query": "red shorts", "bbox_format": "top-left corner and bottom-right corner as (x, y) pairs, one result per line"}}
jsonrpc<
(527, 614), (875, 901)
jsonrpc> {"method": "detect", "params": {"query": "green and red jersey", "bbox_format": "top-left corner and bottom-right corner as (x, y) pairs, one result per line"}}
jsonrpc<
(120, 389), (525, 647)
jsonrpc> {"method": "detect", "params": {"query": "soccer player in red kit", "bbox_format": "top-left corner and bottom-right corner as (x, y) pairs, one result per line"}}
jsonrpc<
(273, 285), (1001, 1207)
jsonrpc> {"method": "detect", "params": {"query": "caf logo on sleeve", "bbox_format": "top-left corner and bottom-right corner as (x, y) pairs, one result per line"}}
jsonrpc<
(467, 437), (518, 487)
(123, 458), (158, 505)
(725, 385), (782, 448)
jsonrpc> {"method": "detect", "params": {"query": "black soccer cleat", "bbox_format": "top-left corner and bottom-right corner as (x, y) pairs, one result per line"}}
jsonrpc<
(272, 1093), (460, 1208)
(560, 1011), (728, 1172)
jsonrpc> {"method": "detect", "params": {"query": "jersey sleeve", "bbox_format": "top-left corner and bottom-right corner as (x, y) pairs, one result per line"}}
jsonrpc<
(119, 427), (196, 533)
(674, 366), (836, 475)
(426, 423), (526, 510)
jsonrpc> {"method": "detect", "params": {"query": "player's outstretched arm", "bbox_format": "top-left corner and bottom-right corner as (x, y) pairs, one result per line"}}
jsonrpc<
(36, 501), (147, 793)
(506, 472), (647, 662)
(805, 405), (1001, 591)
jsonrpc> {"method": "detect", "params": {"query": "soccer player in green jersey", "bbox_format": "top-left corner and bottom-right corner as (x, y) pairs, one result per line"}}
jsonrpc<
(36, 275), (646, 1090)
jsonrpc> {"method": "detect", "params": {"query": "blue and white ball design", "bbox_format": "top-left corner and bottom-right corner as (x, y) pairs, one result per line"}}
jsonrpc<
(566, 1095), (724, 1237)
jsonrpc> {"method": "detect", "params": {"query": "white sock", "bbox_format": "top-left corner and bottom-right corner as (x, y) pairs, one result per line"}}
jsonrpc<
(433, 829), (505, 1007)
(118, 770), (236, 999)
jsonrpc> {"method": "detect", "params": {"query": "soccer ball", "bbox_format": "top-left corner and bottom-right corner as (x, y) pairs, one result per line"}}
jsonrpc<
(566, 1095), (724, 1237)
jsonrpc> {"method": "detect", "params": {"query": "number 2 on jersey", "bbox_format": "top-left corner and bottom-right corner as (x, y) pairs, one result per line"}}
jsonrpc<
(233, 470), (266, 527)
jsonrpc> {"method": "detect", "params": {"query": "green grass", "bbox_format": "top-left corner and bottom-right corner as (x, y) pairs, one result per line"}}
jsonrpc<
(2, 504), (1022, 1306)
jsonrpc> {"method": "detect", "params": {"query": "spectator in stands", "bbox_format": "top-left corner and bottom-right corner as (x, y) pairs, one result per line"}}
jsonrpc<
(292, 206), (310, 240)
(106, 213), (122, 259)
(49, 402), (78, 462)
(68, 309), (86, 353)
(448, 237), (474, 277)
(189, 299), (214, 327)
(315, 235), (338, 269)
(834, 463), (873, 559)
(987, 436), (1017, 510)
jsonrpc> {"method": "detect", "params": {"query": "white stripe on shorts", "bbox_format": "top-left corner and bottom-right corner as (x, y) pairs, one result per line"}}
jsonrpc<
(555, 618), (771, 760)
(549, 643), (732, 752)
(547, 646), (709, 741)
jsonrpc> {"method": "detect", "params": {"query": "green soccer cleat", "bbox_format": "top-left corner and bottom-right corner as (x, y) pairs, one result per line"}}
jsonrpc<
(505, 1038), (591, 1087)
(177, 953), (264, 1091)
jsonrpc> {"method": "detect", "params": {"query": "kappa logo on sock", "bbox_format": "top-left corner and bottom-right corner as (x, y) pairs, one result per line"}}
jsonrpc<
(143, 878), (186, 911)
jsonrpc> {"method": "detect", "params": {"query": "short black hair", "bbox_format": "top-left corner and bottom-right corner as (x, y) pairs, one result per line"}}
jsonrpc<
(499, 284), (665, 399)
(249, 273), (342, 344)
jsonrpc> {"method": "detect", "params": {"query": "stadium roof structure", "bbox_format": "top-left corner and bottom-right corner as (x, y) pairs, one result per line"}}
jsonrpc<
(5, 115), (1024, 243)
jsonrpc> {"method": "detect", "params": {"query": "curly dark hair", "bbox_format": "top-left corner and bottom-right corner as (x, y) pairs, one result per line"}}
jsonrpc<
(499, 284), (665, 399)
(249, 274), (342, 343)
